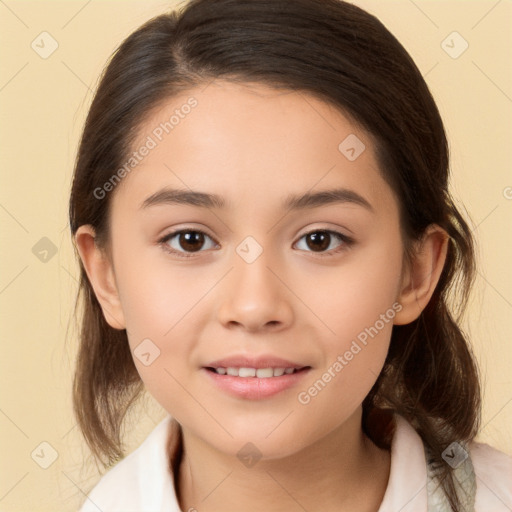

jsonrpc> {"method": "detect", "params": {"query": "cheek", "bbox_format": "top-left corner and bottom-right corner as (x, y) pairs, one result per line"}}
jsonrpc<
(114, 236), (212, 339)
(112, 245), (214, 399)
(299, 233), (403, 350)
(327, 262), (401, 350)
(292, 234), (402, 411)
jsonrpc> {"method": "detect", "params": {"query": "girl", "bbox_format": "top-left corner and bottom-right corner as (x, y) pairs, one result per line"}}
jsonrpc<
(69, 1), (512, 511)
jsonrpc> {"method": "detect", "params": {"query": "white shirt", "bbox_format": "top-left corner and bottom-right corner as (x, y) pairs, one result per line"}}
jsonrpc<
(78, 415), (512, 512)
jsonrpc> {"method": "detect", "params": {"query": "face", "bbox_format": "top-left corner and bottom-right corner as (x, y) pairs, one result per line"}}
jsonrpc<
(105, 81), (406, 458)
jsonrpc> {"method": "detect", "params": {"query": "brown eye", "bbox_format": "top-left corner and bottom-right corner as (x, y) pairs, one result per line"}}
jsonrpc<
(295, 229), (352, 256)
(178, 231), (205, 252)
(305, 231), (331, 252)
(160, 229), (217, 257)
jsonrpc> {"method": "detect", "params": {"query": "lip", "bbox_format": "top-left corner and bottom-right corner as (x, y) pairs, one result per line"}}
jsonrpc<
(202, 354), (311, 400)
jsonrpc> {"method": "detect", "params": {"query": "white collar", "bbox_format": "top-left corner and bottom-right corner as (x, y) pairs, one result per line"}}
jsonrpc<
(81, 413), (512, 512)
(161, 414), (430, 511)
(377, 415), (428, 512)
(81, 414), (430, 511)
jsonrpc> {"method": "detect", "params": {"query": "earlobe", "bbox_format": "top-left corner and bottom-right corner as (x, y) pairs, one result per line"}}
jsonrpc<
(74, 225), (126, 330)
(394, 225), (449, 326)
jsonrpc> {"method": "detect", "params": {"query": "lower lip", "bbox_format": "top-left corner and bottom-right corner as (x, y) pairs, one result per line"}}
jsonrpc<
(202, 367), (311, 400)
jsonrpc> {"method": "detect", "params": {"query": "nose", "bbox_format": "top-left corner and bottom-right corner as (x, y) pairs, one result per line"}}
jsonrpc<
(216, 249), (294, 333)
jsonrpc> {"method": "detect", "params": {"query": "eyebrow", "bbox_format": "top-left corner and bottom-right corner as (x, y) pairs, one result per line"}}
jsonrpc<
(140, 187), (374, 212)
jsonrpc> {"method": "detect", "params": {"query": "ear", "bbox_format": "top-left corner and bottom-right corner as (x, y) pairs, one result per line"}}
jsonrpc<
(394, 224), (449, 326)
(74, 225), (126, 330)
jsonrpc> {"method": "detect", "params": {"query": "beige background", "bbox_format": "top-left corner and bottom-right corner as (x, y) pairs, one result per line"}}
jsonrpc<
(0, 1), (510, 510)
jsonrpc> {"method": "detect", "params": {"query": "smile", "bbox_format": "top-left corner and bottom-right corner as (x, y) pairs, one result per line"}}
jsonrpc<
(202, 366), (311, 400)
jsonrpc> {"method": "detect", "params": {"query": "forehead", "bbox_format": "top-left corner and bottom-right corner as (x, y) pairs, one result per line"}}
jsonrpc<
(111, 80), (395, 216)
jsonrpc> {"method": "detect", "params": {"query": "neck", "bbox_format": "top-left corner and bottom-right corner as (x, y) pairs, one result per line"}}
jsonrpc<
(174, 408), (390, 512)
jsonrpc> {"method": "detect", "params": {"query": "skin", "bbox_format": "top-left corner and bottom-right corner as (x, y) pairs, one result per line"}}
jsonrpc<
(75, 80), (448, 512)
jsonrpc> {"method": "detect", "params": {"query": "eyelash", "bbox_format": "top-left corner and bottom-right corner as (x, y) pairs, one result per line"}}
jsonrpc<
(158, 228), (354, 259)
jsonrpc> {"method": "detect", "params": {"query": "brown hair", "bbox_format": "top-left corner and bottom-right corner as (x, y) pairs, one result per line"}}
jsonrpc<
(69, 0), (480, 509)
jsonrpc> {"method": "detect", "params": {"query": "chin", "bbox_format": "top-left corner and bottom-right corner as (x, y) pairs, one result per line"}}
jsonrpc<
(197, 418), (318, 462)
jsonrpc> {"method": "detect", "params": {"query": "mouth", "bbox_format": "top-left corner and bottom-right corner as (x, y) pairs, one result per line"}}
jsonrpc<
(202, 365), (312, 400)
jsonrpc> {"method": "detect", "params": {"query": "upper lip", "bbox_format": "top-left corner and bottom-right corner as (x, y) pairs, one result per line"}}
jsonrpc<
(204, 355), (309, 369)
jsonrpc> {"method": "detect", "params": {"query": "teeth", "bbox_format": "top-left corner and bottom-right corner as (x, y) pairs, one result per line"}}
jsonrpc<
(256, 368), (273, 378)
(214, 367), (298, 377)
(238, 367), (256, 377)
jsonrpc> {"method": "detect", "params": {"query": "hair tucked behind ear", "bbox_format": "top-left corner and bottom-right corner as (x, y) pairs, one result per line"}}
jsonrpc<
(362, 197), (480, 510)
(69, 1), (480, 508)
